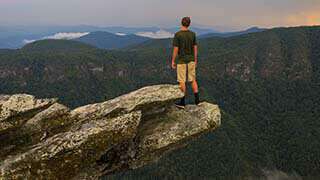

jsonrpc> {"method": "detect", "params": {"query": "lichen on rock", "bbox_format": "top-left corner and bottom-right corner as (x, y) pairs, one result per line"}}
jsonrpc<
(0, 84), (221, 179)
(0, 94), (57, 133)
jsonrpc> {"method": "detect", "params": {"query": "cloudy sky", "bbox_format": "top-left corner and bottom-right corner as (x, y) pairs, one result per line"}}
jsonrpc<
(1, 0), (319, 30)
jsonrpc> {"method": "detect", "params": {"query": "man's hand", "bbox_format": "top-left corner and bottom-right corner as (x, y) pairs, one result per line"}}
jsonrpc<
(171, 47), (179, 70)
(171, 61), (176, 69)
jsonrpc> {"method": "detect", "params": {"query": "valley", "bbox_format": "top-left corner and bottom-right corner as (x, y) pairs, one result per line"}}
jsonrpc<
(0, 25), (319, 178)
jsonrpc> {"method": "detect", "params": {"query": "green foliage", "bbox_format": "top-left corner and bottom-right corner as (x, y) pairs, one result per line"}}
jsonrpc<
(21, 39), (97, 52)
(0, 26), (320, 178)
(76, 31), (150, 49)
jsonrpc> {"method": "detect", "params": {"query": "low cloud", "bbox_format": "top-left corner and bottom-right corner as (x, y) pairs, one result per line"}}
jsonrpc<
(23, 32), (90, 44)
(23, 39), (36, 44)
(115, 32), (127, 36)
(135, 30), (174, 39)
(44, 32), (90, 40)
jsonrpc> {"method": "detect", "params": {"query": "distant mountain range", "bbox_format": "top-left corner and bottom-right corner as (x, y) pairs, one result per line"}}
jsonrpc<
(199, 27), (266, 38)
(75, 31), (150, 49)
(0, 25), (215, 49)
(0, 25), (319, 178)
(0, 25), (265, 49)
(21, 39), (96, 52)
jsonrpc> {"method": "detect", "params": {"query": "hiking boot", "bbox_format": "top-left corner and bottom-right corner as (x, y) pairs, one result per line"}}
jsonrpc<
(175, 102), (186, 109)
(194, 93), (200, 105)
(175, 96), (186, 109)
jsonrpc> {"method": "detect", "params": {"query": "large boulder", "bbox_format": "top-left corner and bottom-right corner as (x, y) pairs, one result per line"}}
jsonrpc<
(0, 94), (57, 133)
(0, 85), (221, 179)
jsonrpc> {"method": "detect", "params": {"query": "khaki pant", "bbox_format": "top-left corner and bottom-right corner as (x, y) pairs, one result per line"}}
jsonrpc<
(177, 62), (196, 82)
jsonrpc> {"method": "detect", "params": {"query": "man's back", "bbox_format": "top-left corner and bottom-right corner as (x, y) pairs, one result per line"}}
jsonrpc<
(173, 30), (197, 64)
(171, 17), (200, 107)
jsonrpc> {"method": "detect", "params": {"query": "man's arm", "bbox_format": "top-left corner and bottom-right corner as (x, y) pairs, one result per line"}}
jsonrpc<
(194, 45), (198, 67)
(171, 46), (179, 69)
(193, 32), (198, 67)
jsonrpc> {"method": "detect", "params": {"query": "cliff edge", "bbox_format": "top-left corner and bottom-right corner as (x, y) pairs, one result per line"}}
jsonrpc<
(0, 84), (221, 179)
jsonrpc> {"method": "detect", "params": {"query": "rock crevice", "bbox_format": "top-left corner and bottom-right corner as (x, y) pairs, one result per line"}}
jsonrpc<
(0, 84), (221, 179)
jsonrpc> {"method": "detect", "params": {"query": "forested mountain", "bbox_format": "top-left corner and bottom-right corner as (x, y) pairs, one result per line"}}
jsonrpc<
(0, 26), (319, 178)
(22, 39), (97, 52)
(199, 26), (266, 38)
(76, 31), (151, 49)
(0, 25), (217, 49)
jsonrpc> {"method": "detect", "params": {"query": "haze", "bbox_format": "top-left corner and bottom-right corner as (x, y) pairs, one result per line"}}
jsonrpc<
(1, 0), (319, 30)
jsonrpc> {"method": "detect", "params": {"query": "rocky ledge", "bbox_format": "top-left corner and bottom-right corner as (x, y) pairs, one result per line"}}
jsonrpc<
(0, 85), (221, 179)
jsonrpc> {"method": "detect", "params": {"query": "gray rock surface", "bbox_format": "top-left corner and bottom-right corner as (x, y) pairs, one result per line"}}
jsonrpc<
(0, 84), (221, 179)
(0, 94), (57, 133)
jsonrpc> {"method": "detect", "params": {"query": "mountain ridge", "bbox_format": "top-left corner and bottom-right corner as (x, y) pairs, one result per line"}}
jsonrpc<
(199, 26), (266, 38)
(0, 25), (319, 178)
(21, 39), (97, 52)
(0, 25), (218, 49)
(75, 31), (151, 49)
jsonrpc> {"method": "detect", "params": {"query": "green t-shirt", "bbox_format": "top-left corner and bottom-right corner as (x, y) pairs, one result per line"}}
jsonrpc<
(173, 30), (197, 64)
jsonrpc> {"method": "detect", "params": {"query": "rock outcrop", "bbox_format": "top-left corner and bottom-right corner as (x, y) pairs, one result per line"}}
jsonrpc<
(0, 85), (221, 179)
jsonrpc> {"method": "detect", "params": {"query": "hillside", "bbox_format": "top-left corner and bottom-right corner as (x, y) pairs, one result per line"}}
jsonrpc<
(76, 31), (150, 49)
(0, 25), (319, 178)
(128, 26), (320, 81)
(21, 39), (97, 52)
(199, 27), (266, 38)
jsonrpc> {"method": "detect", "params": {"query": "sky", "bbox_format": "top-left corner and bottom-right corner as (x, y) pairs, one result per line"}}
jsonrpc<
(0, 0), (320, 31)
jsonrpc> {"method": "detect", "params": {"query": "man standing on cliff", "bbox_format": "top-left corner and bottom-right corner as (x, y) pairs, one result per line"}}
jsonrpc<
(171, 17), (200, 108)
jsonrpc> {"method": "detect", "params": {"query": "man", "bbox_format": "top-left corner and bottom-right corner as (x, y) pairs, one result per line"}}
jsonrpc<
(171, 16), (199, 108)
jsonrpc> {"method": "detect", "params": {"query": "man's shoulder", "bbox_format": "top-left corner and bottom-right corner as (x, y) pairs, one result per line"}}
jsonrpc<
(189, 30), (196, 36)
(174, 31), (183, 36)
(175, 30), (196, 36)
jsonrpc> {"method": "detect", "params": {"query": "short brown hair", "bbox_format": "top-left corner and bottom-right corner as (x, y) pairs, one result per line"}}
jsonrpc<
(181, 17), (191, 27)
